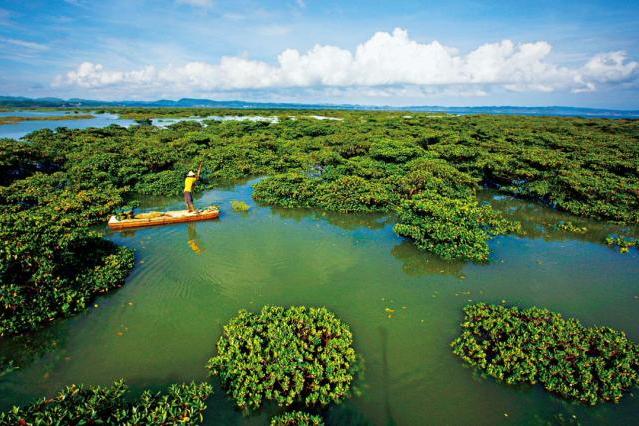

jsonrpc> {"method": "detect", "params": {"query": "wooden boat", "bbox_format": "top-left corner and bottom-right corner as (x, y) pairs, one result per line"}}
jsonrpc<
(108, 207), (220, 230)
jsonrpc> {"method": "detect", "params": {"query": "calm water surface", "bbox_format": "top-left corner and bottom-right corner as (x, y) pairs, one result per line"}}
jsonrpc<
(0, 179), (638, 425)
(0, 111), (136, 139)
(0, 111), (284, 139)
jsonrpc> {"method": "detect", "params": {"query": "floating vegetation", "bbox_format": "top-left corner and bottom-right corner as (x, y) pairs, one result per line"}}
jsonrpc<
(207, 305), (360, 411)
(554, 221), (588, 234)
(605, 234), (638, 253)
(0, 380), (213, 425)
(271, 411), (324, 426)
(451, 303), (639, 405)
(231, 200), (251, 212)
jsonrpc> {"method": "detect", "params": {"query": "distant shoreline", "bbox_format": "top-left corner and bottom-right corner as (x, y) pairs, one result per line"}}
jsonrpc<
(1, 96), (638, 119)
(0, 114), (95, 126)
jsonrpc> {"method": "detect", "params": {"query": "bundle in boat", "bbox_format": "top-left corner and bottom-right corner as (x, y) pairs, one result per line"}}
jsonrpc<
(134, 211), (164, 219)
(108, 206), (220, 230)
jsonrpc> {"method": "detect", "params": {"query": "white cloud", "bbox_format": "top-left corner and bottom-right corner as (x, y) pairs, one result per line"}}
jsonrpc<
(54, 28), (639, 96)
(176, 0), (213, 7)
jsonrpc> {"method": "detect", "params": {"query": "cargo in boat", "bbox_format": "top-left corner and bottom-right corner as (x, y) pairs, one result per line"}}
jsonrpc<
(108, 207), (220, 230)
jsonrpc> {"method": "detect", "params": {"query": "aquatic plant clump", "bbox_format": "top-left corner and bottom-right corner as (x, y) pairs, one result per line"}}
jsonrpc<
(271, 411), (325, 426)
(0, 380), (213, 425)
(207, 305), (359, 411)
(231, 200), (251, 211)
(394, 193), (521, 262)
(451, 303), (639, 405)
(554, 221), (588, 234)
(0, 210), (135, 336)
(605, 234), (638, 253)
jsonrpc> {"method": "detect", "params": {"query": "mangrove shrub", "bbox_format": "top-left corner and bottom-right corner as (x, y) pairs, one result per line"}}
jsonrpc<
(451, 303), (639, 405)
(0, 380), (213, 425)
(394, 193), (520, 262)
(207, 305), (359, 411)
(0, 209), (134, 336)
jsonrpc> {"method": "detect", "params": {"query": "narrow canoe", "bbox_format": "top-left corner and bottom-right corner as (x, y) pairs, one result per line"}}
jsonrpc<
(108, 207), (220, 230)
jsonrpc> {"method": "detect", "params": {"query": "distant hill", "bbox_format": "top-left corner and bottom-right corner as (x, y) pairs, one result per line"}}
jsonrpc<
(0, 96), (637, 118)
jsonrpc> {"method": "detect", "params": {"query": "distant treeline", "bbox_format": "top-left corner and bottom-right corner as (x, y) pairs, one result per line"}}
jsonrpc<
(1, 96), (638, 118)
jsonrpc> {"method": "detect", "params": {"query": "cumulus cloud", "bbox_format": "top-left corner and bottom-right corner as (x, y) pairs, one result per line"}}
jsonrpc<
(54, 28), (639, 96)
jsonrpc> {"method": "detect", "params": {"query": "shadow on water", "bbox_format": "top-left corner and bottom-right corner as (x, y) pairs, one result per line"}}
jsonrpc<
(378, 326), (397, 426)
(390, 241), (467, 277)
(327, 403), (372, 426)
(269, 206), (391, 231)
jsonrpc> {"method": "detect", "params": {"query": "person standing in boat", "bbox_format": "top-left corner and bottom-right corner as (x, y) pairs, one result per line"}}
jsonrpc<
(184, 170), (199, 212)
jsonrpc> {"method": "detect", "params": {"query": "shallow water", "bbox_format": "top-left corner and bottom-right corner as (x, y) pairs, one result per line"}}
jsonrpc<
(1, 179), (638, 425)
(152, 115), (279, 127)
(0, 111), (282, 139)
(0, 111), (136, 139)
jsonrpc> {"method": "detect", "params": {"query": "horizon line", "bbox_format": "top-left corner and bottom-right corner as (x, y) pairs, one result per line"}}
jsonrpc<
(1, 95), (639, 112)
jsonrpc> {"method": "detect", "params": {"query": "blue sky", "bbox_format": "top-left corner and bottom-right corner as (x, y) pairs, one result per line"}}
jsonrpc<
(1, 0), (638, 107)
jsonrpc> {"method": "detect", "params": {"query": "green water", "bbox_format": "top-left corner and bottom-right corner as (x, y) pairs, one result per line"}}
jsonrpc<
(1, 179), (638, 425)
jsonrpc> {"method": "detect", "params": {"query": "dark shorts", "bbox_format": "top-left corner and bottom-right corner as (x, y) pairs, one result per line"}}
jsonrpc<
(184, 191), (194, 205)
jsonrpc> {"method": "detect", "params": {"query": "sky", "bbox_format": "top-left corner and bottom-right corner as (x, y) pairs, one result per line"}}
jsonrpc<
(1, 0), (639, 108)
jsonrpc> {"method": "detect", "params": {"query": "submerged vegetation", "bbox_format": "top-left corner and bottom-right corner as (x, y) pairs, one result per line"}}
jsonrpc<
(207, 306), (359, 411)
(451, 303), (639, 405)
(0, 380), (212, 425)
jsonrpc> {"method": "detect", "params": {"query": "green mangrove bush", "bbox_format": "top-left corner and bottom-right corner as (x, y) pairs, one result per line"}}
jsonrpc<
(451, 303), (639, 405)
(0, 380), (213, 425)
(394, 193), (521, 262)
(271, 411), (324, 426)
(0, 208), (134, 336)
(207, 305), (359, 411)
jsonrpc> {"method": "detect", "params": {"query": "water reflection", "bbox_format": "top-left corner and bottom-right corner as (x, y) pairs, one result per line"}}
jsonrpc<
(187, 223), (204, 255)
(483, 191), (638, 246)
(0, 324), (68, 380)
